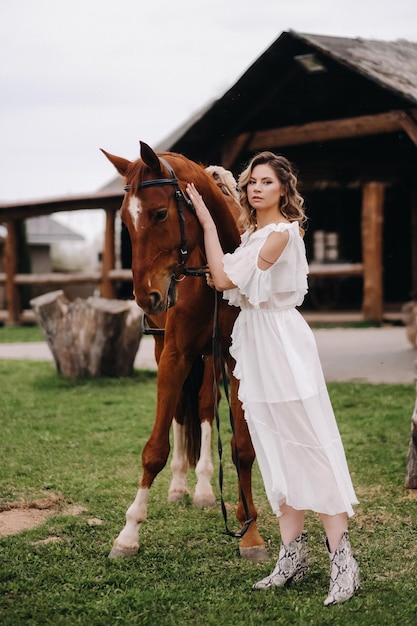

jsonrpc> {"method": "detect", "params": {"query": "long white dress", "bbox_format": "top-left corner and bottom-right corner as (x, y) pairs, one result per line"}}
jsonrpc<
(222, 221), (358, 517)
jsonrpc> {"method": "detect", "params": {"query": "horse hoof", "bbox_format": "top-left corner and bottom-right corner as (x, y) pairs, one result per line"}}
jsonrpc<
(167, 490), (189, 503)
(108, 544), (138, 559)
(239, 545), (270, 562)
(193, 494), (216, 508)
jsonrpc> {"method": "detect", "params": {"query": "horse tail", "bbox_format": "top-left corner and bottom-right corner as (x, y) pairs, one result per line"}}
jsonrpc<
(176, 356), (205, 467)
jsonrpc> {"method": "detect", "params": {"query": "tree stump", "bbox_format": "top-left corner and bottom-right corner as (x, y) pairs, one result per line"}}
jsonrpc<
(401, 301), (417, 348)
(405, 382), (417, 489)
(30, 290), (143, 378)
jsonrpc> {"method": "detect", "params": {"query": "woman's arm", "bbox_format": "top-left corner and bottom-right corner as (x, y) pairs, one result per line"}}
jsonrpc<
(186, 183), (236, 291)
(257, 230), (290, 270)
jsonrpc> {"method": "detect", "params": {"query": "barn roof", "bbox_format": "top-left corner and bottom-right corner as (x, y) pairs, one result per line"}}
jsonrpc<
(2, 30), (417, 213)
(155, 30), (417, 166)
(295, 32), (417, 103)
(26, 215), (84, 244)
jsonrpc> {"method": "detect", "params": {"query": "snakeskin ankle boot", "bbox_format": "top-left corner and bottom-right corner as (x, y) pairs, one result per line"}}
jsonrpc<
(324, 531), (360, 606)
(252, 530), (308, 590)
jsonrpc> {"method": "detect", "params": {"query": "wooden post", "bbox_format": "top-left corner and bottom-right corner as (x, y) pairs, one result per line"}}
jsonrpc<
(405, 382), (417, 489)
(100, 208), (117, 299)
(3, 219), (21, 325)
(410, 181), (417, 300)
(361, 182), (385, 322)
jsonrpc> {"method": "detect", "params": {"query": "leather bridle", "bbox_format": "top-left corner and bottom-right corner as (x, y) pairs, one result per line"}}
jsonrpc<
(124, 157), (207, 277)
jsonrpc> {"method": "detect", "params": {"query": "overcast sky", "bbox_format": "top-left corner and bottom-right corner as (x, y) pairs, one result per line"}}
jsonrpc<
(1, 0), (416, 210)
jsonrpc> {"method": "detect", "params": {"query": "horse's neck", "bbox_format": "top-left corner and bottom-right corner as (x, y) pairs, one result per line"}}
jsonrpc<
(176, 158), (241, 253)
(208, 191), (241, 253)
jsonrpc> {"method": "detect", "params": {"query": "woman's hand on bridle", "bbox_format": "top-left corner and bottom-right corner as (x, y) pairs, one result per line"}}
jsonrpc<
(204, 270), (215, 289)
(186, 183), (213, 230)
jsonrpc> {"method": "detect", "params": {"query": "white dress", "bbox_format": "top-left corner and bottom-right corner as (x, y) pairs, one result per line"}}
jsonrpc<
(222, 222), (358, 517)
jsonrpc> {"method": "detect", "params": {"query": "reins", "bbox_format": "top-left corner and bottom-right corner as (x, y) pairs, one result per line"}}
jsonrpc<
(128, 157), (253, 538)
(211, 291), (254, 538)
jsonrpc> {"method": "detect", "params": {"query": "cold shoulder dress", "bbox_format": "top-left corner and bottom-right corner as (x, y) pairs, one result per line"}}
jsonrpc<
(222, 221), (358, 517)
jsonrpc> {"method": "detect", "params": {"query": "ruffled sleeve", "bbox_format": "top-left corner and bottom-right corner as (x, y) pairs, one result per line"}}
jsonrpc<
(222, 222), (308, 307)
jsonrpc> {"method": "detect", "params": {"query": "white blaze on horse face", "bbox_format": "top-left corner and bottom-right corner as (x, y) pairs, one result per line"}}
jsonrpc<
(127, 195), (143, 230)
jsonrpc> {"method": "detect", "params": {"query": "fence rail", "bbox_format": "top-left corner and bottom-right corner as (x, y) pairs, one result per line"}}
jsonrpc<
(0, 264), (364, 324)
(0, 269), (132, 286)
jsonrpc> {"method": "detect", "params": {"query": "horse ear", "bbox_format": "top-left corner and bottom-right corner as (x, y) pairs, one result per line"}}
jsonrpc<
(100, 149), (131, 177)
(140, 141), (162, 175)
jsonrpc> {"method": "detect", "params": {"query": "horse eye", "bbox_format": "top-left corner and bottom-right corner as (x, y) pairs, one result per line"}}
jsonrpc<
(155, 209), (168, 223)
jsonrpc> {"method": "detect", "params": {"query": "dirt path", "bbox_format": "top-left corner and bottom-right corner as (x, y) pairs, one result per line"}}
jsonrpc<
(0, 494), (96, 538)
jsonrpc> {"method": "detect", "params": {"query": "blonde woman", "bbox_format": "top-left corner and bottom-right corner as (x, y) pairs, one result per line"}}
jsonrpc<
(186, 151), (359, 606)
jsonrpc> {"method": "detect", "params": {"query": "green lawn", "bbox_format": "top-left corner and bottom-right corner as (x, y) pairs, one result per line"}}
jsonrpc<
(0, 324), (44, 343)
(0, 359), (416, 625)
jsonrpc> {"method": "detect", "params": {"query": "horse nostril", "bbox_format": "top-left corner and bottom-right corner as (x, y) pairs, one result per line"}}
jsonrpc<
(149, 292), (161, 310)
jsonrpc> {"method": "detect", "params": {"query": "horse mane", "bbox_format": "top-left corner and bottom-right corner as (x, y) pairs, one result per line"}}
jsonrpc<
(205, 165), (239, 203)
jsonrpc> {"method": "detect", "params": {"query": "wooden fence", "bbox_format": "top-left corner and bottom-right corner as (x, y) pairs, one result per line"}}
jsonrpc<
(0, 188), (373, 325)
(0, 263), (364, 324)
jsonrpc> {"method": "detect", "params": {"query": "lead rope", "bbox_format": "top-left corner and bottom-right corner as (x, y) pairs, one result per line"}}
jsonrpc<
(212, 290), (253, 538)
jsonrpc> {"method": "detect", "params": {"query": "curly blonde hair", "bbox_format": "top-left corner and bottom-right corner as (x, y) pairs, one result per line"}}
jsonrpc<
(238, 151), (306, 233)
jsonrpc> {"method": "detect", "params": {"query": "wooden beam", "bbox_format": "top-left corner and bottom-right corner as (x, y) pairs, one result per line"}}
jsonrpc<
(11, 272), (101, 285)
(361, 182), (385, 322)
(397, 111), (417, 146)
(410, 181), (417, 299)
(3, 220), (21, 325)
(235, 109), (417, 150)
(221, 132), (253, 170)
(0, 191), (123, 221)
(308, 262), (363, 277)
(0, 269), (133, 286)
(100, 208), (117, 299)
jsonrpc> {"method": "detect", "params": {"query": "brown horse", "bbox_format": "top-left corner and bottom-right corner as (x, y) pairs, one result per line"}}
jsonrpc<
(130, 169), (235, 509)
(102, 141), (268, 561)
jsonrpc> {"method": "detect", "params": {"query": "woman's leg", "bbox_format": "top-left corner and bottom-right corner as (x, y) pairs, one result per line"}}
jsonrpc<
(278, 503), (306, 543)
(252, 504), (308, 590)
(319, 512), (360, 605)
(319, 512), (347, 552)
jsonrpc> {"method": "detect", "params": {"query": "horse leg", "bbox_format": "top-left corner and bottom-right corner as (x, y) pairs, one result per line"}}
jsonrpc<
(149, 326), (193, 503)
(168, 354), (216, 507)
(168, 416), (215, 507)
(168, 419), (190, 502)
(109, 358), (186, 559)
(108, 425), (172, 558)
(108, 485), (150, 558)
(228, 372), (269, 562)
(194, 420), (216, 507)
(193, 357), (216, 507)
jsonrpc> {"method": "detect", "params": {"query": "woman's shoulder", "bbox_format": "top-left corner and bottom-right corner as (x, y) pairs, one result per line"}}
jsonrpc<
(249, 221), (298, 240)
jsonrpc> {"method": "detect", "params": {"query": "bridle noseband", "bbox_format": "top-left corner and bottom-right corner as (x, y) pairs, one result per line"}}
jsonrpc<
(124, 158), (207, 277)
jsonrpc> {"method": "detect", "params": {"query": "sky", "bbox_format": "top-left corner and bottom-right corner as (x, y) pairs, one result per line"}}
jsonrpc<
(1, 0), (416, 238)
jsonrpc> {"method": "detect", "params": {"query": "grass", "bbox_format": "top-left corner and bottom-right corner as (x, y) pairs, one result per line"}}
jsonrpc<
(1, 359), (417, 624)
(0, 324), (44, 343)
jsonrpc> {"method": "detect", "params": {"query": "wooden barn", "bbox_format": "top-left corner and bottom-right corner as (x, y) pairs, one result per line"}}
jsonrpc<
(153, 31), (417, 320)
(1, 30), (417, 324)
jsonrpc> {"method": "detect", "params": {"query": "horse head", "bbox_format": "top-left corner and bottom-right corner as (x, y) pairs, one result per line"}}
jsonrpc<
(102, 141), (241, 316)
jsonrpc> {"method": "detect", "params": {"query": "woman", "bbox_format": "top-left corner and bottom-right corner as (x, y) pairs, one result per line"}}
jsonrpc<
(186, 151), (360, 606)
